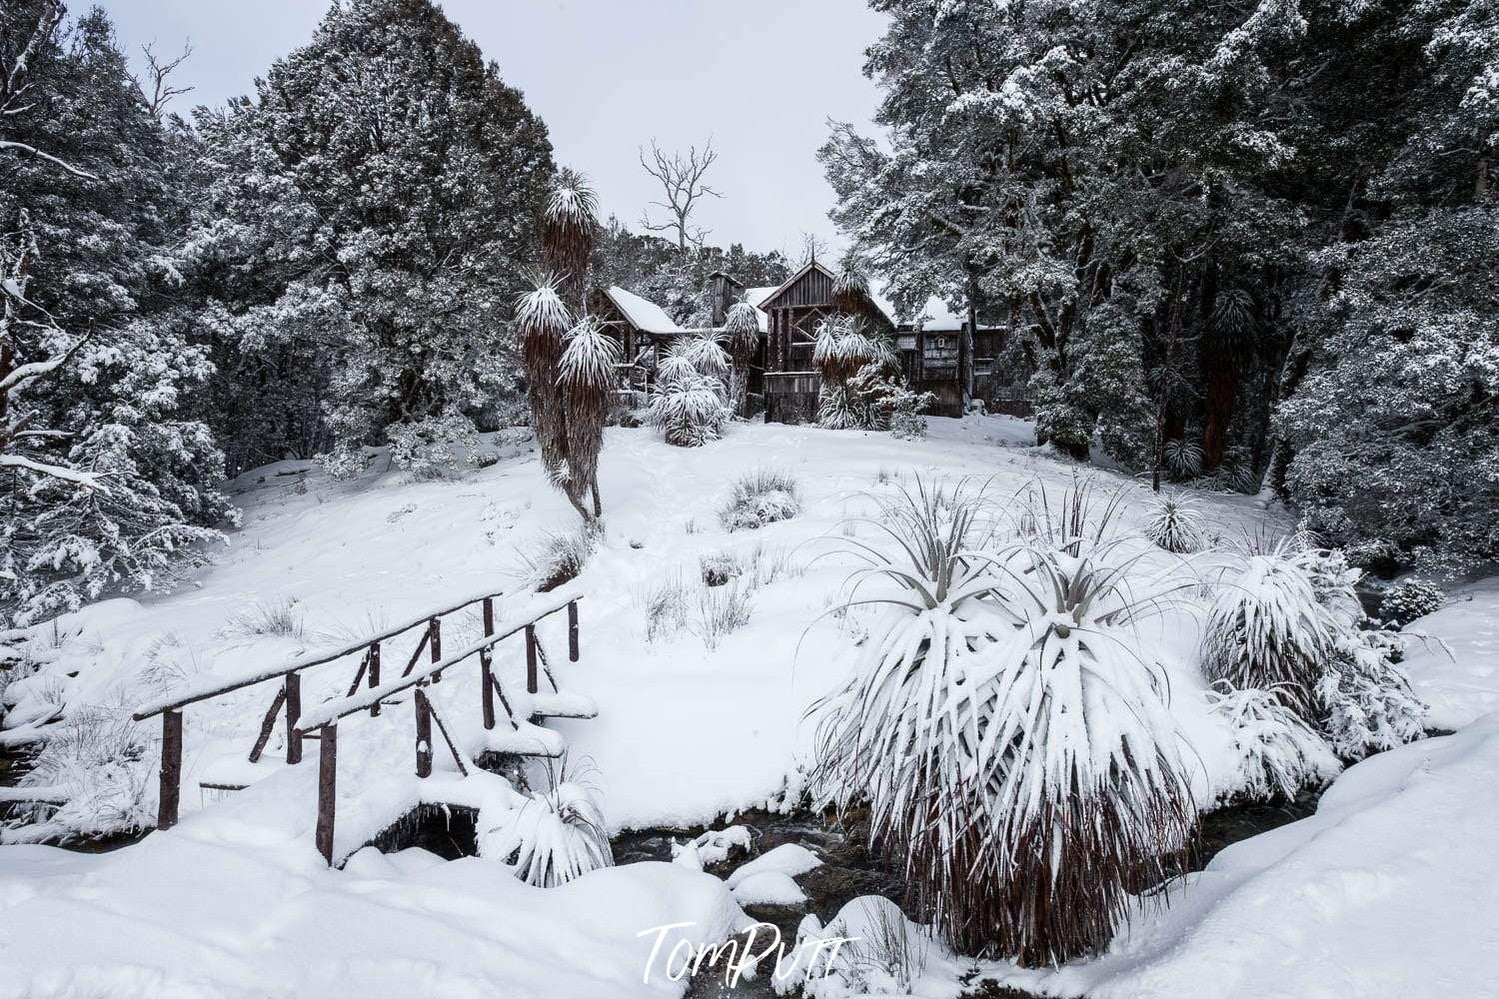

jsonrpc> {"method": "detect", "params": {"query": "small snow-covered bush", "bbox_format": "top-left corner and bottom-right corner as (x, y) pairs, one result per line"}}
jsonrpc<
(7, 701), (153, 840)
(1380, 580), (1445, 627)
(1144, 492), (1206, 554)
(483, 774), (613, 888)
(719, 468), (802, 532)
(1207, 683), (1340, 801)
(387, 411), (483, 480)
(516, 526), (598, 592)
(1320, 629), (1426, 757)
(1204, 539), (1426, 755)
(699, 549), (743, 587)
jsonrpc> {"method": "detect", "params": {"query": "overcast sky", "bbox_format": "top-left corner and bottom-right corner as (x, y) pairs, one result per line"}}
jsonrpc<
(94, 0), (889, 259)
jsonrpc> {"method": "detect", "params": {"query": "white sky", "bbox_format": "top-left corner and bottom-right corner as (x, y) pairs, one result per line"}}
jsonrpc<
(95, 0), (889, 259)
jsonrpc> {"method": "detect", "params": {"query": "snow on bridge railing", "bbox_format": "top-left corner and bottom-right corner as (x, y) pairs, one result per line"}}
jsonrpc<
(131, 586), (511, 720)
(293, 588), (581, 732)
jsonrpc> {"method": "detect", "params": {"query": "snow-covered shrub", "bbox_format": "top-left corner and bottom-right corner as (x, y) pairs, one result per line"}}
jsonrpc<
(6, 701), (153, 840)
(1163, 439), (1204, 480)
(1207, 683), (1340, 801)
(788, 896), (932, 997)
(1144, 492), (1206, 554)
(516, 526), (598, 592)
(1201, 542), (1338, 717)
(1319, 629), (1426, 758)
(1380, 581), (1445, 627)
(482, 763), (612, 887)
(699, 550), (743, 587)
(812, 479), (1195, 965)
(386, 411), (482, 480)
(840, 363), (935, 438)
(719, 469), (802, 532)
(695, 581), (754, 651)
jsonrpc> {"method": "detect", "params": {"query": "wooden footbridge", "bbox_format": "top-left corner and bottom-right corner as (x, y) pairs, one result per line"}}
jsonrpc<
(132, 587), (592, 865)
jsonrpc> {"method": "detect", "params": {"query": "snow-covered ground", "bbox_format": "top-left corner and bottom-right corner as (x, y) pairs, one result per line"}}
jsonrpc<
(1, 416), (1495, 998)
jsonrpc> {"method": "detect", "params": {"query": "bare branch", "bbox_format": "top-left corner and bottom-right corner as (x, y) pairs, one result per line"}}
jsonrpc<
(135, 41), (194, 117)
(638, 137), (722, 251)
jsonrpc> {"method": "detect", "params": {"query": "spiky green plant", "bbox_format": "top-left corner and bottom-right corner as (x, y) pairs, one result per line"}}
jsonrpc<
(482, 755), (612, 887)
(723, 300), (760, 416)
(558, 315), (620, 515)
(1145, 492), (1206, 553)
(813, 479), (1199, 966)
(1201, 538), (1339, 718)
(515, 274), (573, 485)
(543, 168), (599, 311)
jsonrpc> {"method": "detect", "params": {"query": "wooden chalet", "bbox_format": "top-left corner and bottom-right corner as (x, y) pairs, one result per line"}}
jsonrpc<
(754, 259), (897, 423)
(594, 259), (1016, 423)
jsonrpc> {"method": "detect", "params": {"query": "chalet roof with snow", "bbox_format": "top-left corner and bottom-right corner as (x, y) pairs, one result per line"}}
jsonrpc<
(756, 260), (898, 328)
(603, 286), (683, 336)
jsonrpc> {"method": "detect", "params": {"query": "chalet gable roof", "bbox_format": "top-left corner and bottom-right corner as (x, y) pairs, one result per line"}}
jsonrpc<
(603, 286), (683, 336)
(757, 260), (898, 327)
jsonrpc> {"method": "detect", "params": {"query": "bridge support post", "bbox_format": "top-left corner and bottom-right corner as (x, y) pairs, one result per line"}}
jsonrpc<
(316, 723), (337, 865)
(368, 642), (381, 717)
(158, 709), (182, 830)
(568, 600), (579, 662)
(414, 688), (433, 778)
(525, 625), (538, 694)
(285, 672), (303, 765)
(480, 598), (495, 730)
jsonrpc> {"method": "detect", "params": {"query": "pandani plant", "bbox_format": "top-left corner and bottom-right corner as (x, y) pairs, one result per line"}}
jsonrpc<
(723, 300), (760, 417)
(1144, 491), (1207, 554)
(521, 168), (610, 521)
(482, 754), (613, 888)
(557, 315), (620, 517)
(647, 336), (730, 447)
(813, 314), (891, 429)
(810, 477), (1198, 966)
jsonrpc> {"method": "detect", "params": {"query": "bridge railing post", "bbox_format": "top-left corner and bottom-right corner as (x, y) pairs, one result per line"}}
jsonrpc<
(368, 642), (381, 717)
(284, 672), (303, 765)
(428, 617), (442, 683)
(158, 709), (182, 830)
(316, 723), (337, 865)
(568, 599), (579, 662)
(525, 624), (538, 694)
(414, 688), (433, 778)
(480, 597), (496, 730)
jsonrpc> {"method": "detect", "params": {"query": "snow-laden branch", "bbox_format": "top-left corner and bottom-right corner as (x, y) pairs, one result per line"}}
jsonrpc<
(0, 140), (97, 180)
(0, 351), (69, 398)
(0, 453), (109, 493)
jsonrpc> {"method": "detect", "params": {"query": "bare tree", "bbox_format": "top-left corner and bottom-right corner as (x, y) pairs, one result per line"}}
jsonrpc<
(134, 41), (193, 117)
(796, 231), (829, 266)
(639, 138), (721, 251)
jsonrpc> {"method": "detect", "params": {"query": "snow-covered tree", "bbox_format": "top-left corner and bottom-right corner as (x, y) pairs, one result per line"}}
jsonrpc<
(1, 2), (230, 624)
(647, 336), (729, 447)
(185, 0), (554, 475)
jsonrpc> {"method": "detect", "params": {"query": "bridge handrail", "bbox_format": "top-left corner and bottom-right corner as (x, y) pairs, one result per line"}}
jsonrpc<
(132, 587), (508, 720)
(293, 588), (581, 732)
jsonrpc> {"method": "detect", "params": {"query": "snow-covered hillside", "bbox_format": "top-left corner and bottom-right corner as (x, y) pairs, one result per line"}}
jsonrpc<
(1, 417), (1495, 998)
